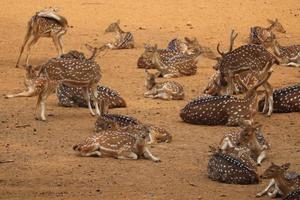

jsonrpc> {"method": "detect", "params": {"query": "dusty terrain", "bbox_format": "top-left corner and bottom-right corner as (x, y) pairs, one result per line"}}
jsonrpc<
(0, 0), (300, 199)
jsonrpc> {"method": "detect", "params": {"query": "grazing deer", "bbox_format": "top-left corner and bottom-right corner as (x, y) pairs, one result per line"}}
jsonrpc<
(57, 84), (126, 108)
(180, 66), (272, 126)
(16, 8), (70, 67)
(258, 85), (300, 113)
(249, 18), (286, 45)
(104, 20), (134, 49)
(95, 100), (172, 144)
(141, 44), (198, 78)
(214, 30), (279, 116)
(6, 45), (107, 121)
(144, 70), (184, 100)
(73, 130), (160, 162)
(219, 120), (270, 165)
(207, 147), (259, 184)
(257, 163), (300, 198)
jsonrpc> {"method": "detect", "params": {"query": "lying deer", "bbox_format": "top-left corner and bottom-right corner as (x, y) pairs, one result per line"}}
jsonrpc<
(283, 52), (300, 68)
(144, 70), (184, 100)
(6, 45), (107, 121)
(73, 130), (160, 162)
(258, 85), (300, 113)
(57, 84), (126, 108)
(214, 30), (279, 116)
(207, 147), (259, 184)
(249, 18), (286, 45)
(95, 100), (172, 144)
(180, 66), (272, 126)
(219, 120), (270, 165)
(16, 8), (70, 67)
(104, 20), (134, 49)
(257, 163), (300, 198)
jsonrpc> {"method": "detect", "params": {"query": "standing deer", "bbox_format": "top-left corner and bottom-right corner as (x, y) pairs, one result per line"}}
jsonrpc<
(180, 66), (272, 126)
(16, 8), (70, 67)
(214, 30), (279, 116)
(104, 20), (134, 49)
(144, 70), (184, 100)
(257, 163), (300, 198)
(249, 18), (286, 45)
(6, 45), (107, 121)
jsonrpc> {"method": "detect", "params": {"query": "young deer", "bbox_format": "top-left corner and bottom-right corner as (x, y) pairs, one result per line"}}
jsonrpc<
(257, 163), (300, 198)
(142, 44), (198, 78)
(207, 147), (259, 184)
(16, 8), (70, 67)
(219, 120), (270, 165)
(258, 85), (300, 113)
(104, 20), (134, 49)
(180, 67), (272, 126)
(215, 30), (279, 116)
(73, 130), (160, 162)
(57, 84), (126, 108)
(249, 18), (286, 45)
(144, 70), (184, 100)
(6, 45), (107, 121)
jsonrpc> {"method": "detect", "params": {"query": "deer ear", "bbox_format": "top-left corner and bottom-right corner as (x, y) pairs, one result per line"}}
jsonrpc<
(184, 37), (192, 43)
(267, 18), (275, 24)
(85, 44), (94, 52)
(281, 163), (291, 170)
(116, 19), (120, 24)
(154, 72), (161, 78)
(154, 44), (158, 51)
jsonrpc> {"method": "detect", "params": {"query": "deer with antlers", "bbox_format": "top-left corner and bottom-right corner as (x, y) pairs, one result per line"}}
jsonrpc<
(249, 18), (286, 45)
(6, 44), (107, 121)
(16, 8), (70, 67)
(214, 30), (279, 116)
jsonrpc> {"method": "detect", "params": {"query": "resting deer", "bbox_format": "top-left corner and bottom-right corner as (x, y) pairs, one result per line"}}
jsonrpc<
(57, 84), (126, 108)
(95, 100), (172, 144)
(6, 44), (107, 121)
(257, 163), (300, 198)
(207, 146), (259, 184)
(16, 8), (70, 67)
(258, 85), (300, 113)
(214, 30), (279, 116)
(249, 18), (286, 45)
(104, 20), (134, 49)
(180, 65), (272, 126)
(219, 120), (270, 165)
(283, 52), (300, 67)
(144, 70), (184, 100)
(73, 130), (160, 162)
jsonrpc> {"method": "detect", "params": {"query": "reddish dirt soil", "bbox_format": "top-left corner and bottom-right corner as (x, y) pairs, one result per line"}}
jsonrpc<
(0, 1), (299, 199)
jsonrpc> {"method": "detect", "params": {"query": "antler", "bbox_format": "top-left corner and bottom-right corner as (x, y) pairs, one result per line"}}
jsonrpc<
(228, 30), (238, 53)
(216, 43), (224, 56)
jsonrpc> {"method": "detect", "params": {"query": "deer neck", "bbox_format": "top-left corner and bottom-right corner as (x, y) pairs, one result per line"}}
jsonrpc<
(271, 40), (282, 57)
(274, 173), (294, 196)
(152, 52), (168, 70)
(266, 23), (275, 32)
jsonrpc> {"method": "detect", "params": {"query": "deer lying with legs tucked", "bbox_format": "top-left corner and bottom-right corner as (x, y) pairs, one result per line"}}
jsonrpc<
(144, 70), (184, 100)
(6, 45), (107, 121)
(16, 8), (70, 67)
(257, 163), (300, 198)
(214, 30), (279, 116)
(104, 20), (134, 49)
(180, 65), (272, 126)
(249, 18), (286, 45)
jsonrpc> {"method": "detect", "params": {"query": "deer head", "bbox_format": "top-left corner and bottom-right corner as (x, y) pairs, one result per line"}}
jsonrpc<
(85, 44), (108, 60)
(184, 37), (202, 56)
(144, 69), (160, 90)
(203, 71), (228, 95)
(261, 163), (291, 179)
(267, 18), (286, 33)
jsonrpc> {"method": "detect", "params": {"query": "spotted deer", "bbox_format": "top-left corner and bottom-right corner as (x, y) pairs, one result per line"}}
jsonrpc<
(214, 30), (279, 116)
(249, 18), (286, 45)
(73, 130), (160, 162)
(144, 70), (184, 100)
(259, 85), (300, 113)
(95, 100), (172, 144)
(283, 52), (300, 67)
(257, 163), (300, 198)
(180, 66), (272, 126)
(283, 189), (300, 200)
(16, 8), (70, 67)
(219, 120), (270, 165)
(5, 45), (107, 121)
(57, 84), (126, 108)
(142, 44), (198, 78)
(207, 147), (259, 184)
(104, 20), (134, 49)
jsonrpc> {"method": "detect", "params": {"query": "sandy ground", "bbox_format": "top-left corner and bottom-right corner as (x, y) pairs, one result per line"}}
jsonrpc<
(0, 0), (300, 199)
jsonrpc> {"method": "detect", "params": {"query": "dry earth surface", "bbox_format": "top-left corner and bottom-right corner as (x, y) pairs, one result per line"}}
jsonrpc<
(0, 0), (300, 199)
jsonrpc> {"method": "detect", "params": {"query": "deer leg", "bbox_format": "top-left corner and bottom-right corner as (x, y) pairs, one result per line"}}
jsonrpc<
(57, 35), (64, 55)
(84, 151), (102, 157)
(16, 33), (32, 68)
(117, 151), (138, 160)
(257, 151), (266, 166)
(220, 137), (234, 151)
(5, 88), (36, 98)
(82, 87), (95, 116)
(91, 85), (100, 115)
(256, 178), (276, 197)
(35, 92), (47, 121)
(143, 147), (160, 162)
(264, 82), (273, 116)
(284, 62), (300, 67)
(25, 36), (40, 66)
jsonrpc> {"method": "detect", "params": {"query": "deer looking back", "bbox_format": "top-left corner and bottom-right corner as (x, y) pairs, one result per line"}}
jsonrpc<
(16, 8), (70, 67)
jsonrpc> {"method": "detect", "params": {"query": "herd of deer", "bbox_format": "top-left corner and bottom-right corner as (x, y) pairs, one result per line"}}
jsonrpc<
(4, 8), (300, 199)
